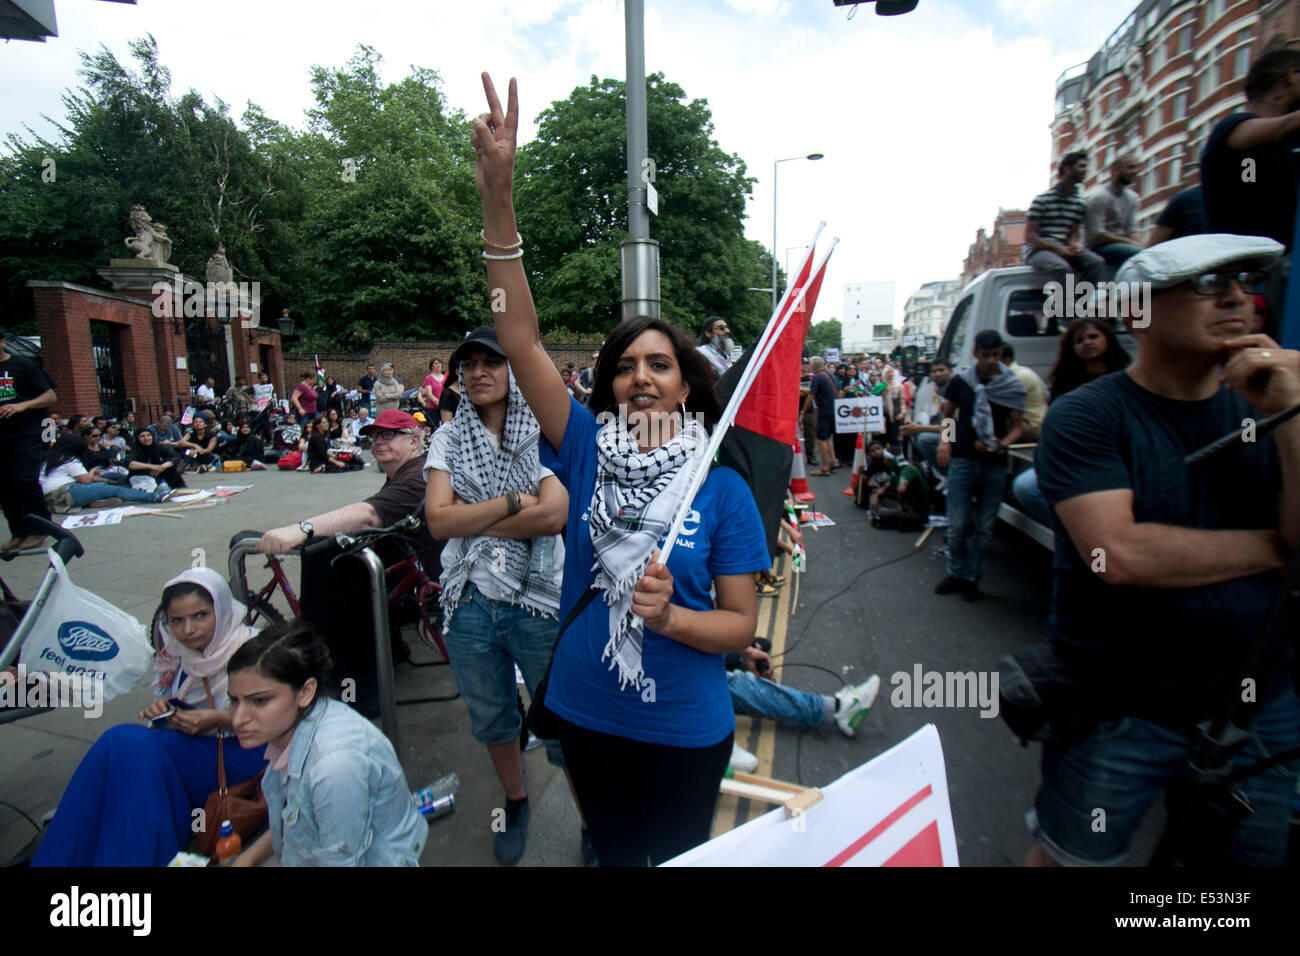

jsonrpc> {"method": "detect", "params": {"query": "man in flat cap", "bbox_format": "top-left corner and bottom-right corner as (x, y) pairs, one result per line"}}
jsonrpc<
(1024, 234), (1300, 867)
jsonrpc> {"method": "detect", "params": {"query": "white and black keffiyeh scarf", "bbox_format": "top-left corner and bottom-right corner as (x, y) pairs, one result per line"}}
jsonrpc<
(438, 376), (561, 628)
(589, 412), (708, 691)
(958, 362), (1026, 448)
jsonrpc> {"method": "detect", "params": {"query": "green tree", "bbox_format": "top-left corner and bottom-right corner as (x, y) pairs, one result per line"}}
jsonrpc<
(517, 74), (776, 343)
(806, 318), (841, 355)
(288, 46), (484, 349)
(0, 35), (305, 327)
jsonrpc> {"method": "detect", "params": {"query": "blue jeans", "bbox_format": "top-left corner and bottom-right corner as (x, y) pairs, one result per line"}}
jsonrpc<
(945, 457), (1006, 582)
(1012, 468), (1052, 526)
(442, 583), (563, 767)
(65, 482), (160, 507)
(727, 670), (825, 728)
(1029, 688), (1300, 866)
(1092, 241), (1142, 269)
(912, 431), (945, 479)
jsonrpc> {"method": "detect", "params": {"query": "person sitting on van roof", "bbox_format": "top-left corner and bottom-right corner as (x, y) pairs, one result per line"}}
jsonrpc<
(1082, 154), (1143, 269)
(1024, 151), (1106, 294)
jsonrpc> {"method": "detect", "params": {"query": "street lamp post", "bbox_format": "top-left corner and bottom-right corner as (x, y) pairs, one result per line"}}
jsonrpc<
(772, 153), (824, 314)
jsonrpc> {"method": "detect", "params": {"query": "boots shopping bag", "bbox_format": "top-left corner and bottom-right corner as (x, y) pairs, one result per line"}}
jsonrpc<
(17, 550), (153, 702)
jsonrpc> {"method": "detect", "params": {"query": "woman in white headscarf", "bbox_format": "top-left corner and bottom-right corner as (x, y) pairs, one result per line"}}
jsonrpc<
(33, 569), (266, 866)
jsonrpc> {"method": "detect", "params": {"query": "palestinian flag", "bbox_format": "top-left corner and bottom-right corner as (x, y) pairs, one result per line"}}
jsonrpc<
(715, 245), (835, 558)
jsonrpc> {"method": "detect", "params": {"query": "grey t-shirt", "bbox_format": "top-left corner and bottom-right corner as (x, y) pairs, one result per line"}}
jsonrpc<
(1082, 184), (1138, 248)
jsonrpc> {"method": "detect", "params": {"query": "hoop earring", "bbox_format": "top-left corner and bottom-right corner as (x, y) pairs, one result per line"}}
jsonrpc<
(678, 403), (687, 425)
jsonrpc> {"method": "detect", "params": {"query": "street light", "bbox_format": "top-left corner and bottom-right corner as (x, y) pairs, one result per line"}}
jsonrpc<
(772, 153), (824, 314)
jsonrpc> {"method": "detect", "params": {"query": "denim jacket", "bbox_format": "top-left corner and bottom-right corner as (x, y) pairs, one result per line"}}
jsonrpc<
(261, 698), (428, 866)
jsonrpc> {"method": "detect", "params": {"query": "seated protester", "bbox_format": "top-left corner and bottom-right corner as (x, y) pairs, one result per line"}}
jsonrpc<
(1000, 343), (1048, 442)
(220, 420), (268, 470)
(477, 75), (771, 865)
(215, 419), (237, 448)
(195, 376), (217, 411)
(102, 421), (129, 459)
(119, 411), (138, 443)
(304, 415), (356, 473)
(39, 433), (166, 509)
(934, 330), (1026, 601)
(174, 416), (221, 473)
(1026, 234), (1300, 869)
(863, 440), (928, 528)
(348, 405), (373, 444)
(127, 427), (188, 494)
(255, 410), (440, 692)
(1023, 151), (1105, 292)
(224, 378), (252, 417)
(726, 642), (880, 739)
(1014, 319), (1133, 526)
(324, 407), (345, 442)
(33, 570), (266, 866)
(148, 414), (183, 450)
(78, 426), (117, 470)
(424, 327), (568, 865)
(228, 621), (428, 867)
(1082, 154), (1143, 268)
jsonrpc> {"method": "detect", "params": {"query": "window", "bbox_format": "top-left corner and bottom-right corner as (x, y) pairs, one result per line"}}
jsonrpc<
(1235, 47), (1250, 81)
(1178, 26), (1193, 56)
(1171, 157), (1181, 186)
(942, 297), (974, 368)
(1152, 36), (1165, 71)
(1173, 92), (1187, 120)
(1006, 289), (1056, 338)
(873, 325), (893, 339)
(1198, 68), (1212, 101)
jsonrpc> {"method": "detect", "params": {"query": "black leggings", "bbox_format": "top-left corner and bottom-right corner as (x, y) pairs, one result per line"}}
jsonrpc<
(557, 716), (732, 866)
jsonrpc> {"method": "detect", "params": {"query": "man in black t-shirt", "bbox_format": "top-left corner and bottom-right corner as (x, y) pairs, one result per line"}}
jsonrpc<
(1148, 186), (1206, 246)
(1026, 234), (1300, 868)
(933, 330), (1025, 601)
(808, 356), (839, 474)
(0, 328), (58, 551)
(1200, 48), (1300, 317)
(357, 364), (377, 413)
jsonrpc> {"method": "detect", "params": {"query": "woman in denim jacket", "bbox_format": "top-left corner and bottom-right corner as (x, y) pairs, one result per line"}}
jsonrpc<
(228, 620), (427, 866)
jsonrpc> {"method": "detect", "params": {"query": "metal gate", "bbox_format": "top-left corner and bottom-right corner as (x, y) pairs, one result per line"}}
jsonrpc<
(185, 319), (230, 396)
(90, 322), (130, 420)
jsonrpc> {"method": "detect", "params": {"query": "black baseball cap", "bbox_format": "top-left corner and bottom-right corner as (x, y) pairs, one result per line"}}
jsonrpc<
(449, 327), (507, 369)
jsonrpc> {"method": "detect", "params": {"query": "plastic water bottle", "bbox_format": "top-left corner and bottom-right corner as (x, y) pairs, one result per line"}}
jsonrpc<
(413, 772), (459, 820)
(215, 819), (241, 866)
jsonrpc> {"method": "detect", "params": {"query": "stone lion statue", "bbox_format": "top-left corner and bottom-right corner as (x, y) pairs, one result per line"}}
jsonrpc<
(124, 204), (173, 264)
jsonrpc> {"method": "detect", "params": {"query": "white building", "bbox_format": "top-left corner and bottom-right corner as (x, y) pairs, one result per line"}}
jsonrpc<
(901, 279), (961, 356)
(842, 281), (896, 356)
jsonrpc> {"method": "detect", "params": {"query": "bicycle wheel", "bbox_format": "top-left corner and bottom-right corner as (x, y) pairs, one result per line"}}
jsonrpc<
(248, 596), (284, 626)
(415, 607), (447, 659)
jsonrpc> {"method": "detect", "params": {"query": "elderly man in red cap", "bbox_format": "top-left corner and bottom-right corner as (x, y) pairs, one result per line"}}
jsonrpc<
(256, 408), (432, 555)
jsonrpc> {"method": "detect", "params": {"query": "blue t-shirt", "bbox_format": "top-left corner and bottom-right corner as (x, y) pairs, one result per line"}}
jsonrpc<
(541, 396), (770, 747)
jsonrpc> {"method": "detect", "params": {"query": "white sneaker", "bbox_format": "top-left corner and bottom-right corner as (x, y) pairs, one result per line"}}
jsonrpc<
(729, 743), (758, 774)
(250, 460), (268, 471)
(834, 674), (881, 738)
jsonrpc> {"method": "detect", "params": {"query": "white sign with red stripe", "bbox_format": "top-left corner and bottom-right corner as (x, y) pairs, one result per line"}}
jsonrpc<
(663, 724), (958, 867)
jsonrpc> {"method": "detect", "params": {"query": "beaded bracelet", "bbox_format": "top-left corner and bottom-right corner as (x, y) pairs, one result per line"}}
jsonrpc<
(480, 228), (523, 250)
(482, 249), (524, 260)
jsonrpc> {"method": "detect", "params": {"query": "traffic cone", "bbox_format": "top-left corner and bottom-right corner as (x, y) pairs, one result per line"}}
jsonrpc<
(790, 441), (815, 502)
(845, 433), (864, 495)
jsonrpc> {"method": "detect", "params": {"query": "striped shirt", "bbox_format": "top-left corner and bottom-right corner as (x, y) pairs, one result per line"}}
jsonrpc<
(1025, 184), (1085, 248)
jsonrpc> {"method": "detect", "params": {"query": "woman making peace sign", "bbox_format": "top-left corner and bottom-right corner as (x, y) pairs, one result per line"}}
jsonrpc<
(469, 73), (770, 866)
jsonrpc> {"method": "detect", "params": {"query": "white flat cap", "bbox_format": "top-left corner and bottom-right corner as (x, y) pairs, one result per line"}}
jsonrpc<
(1116, 234), (1284, 291)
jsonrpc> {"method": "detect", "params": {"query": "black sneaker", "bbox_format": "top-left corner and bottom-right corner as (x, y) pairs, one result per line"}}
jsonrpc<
(960, 580), (982, 602)
(494, 795), (530, 865)
(933, 575), (961, 595)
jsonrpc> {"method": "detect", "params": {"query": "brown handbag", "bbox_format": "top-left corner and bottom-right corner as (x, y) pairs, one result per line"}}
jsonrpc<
(194, 679), (267, 860)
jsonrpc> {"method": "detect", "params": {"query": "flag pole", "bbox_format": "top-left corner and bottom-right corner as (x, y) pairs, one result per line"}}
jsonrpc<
(656, 228), (836, 568)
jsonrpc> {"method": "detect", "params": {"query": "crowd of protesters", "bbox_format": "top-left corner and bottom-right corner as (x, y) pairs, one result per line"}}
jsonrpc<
(11, 56), (1300, 871)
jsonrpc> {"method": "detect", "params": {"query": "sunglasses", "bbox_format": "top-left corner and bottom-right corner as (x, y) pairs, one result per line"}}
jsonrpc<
(1187, 270), (1269, 296)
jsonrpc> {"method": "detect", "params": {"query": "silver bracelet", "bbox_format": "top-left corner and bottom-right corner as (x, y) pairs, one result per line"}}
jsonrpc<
(480, 228), (523, 250)
(482, 248), (524, 260)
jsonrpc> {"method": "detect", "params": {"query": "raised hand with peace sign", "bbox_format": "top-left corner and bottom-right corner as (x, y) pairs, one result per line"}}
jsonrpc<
(472, 72), (519, 211)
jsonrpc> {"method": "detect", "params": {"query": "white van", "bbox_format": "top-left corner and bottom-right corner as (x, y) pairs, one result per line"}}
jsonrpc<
(911, 266), (1138, 549)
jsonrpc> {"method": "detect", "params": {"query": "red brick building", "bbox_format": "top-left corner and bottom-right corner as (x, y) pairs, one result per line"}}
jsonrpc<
(1049, 0), (1298, 239)
(960, 209), (1028, 288)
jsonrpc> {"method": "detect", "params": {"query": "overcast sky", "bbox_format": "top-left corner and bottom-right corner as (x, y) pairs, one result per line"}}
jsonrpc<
(2, 0), (1145, 331)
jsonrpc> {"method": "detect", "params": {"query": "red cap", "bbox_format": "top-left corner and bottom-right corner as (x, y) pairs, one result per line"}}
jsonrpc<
(359, 409), (421, 435)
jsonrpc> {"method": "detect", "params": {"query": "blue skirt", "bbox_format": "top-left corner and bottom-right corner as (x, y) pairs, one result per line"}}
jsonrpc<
(32, 724), (268, 867)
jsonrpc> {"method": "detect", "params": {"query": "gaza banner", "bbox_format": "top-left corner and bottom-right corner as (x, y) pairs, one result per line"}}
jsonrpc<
(834, 394), (885, 435)
(662, 724), (958, 867)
